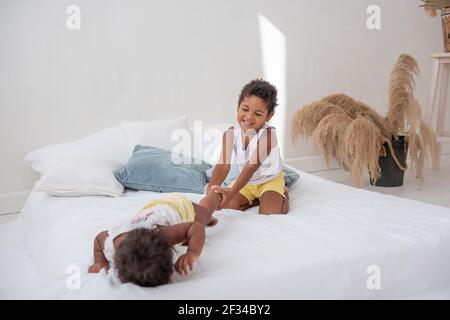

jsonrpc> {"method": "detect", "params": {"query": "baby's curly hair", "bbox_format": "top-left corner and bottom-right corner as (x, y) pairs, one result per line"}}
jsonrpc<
(238, 79), (278, 114)
(114, 228), (173, 287)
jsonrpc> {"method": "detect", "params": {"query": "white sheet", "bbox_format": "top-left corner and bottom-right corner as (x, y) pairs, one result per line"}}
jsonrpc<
(2, 168), (450, 299)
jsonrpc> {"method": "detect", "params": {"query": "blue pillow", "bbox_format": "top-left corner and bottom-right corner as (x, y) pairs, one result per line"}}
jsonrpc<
(283, 165), (301, 187)
(114, 145), (212, 194)
(205, 164), (300, 188)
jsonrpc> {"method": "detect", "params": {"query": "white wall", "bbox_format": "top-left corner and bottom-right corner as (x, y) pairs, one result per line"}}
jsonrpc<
(0, 0), (445, 197)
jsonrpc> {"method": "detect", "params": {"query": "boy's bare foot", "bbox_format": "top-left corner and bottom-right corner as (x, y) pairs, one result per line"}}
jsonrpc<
(238, 199), (259, 211)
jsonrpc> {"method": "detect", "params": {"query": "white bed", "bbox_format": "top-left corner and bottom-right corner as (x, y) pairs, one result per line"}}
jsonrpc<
(2, 166), (450, 299)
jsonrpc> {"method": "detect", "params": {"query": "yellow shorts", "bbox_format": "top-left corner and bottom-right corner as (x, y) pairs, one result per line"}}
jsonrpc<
(142, 193), (196, 223)
(229, 172), (286, 205)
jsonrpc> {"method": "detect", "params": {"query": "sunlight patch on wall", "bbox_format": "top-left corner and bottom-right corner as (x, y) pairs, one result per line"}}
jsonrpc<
(258, 14), (287, 158)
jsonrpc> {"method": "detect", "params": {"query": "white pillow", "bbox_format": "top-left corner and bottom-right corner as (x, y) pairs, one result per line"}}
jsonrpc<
(122, 116), (189, 153)
(190, 122), (233, 165)
(25, 126), (130, 176)
(36, 157), (124, 197)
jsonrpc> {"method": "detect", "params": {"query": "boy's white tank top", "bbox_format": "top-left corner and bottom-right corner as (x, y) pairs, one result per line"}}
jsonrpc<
(232, 123), (282, 185)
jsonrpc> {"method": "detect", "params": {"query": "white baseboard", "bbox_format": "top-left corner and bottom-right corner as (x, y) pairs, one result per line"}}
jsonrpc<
(284, 155), (340, 173)
(0, 191), (30, 215)
(442, 143), (450, 155)
(285, 146), (450, 174)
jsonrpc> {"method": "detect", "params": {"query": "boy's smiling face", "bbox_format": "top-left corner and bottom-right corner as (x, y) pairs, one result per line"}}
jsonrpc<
(237, 95), (273, 132)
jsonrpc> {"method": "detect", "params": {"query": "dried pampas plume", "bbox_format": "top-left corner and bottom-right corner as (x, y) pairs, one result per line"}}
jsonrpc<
(291, 101), (345, 143)
(420, 0), (450, 16)
(420, 120), (440, 170)
(290, 53), (439, 188)
(312, 112), (353, 169)
(387, 54), (419, 135)
(322, 93), (392, 139)
(343, 116), (383, 187)
(425, 8), (438, 16)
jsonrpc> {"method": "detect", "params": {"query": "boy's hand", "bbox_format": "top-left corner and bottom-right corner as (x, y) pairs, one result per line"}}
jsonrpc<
(213, 187), (234, 210)
(175, 252), (199, 275)
(208, 184), (220, 193)
(88, 262), (109, 273)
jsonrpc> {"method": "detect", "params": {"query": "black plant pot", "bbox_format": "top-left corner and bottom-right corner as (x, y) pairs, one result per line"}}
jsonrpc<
(370, 135), (409, 187)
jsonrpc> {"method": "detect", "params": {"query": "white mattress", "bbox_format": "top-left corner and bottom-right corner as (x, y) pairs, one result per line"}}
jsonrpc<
(1, 168), (450, 299)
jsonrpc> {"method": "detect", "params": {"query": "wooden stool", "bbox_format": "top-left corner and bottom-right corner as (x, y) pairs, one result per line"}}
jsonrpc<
(426, 53), (450, 169)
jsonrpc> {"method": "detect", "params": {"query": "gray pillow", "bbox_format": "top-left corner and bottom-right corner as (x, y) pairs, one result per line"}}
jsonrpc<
(114, 145), (211, 194)
(205, 164), (300, 188)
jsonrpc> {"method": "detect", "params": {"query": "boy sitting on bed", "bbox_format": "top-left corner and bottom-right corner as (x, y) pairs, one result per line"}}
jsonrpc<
(88, 188), (221, 287)
(208, 79), (289, 214)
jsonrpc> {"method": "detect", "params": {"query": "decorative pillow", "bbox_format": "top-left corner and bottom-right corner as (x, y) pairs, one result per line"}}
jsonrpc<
(36, 157), (124, 197)
(282, 165), (301, 187)
(25, 126), (130, 176)
(206, 164), (300, 188)
(122, 116), (189, 154)
(114, 145), (211, 194)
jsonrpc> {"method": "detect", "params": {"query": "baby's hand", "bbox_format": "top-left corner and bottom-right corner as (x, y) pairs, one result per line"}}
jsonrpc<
(88, 262), (109, 273)
(175, 252), (199, 276)
(207, 216), (218, 227)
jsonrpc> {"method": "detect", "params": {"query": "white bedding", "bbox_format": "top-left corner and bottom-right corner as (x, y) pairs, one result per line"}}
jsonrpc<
(1, 168), (450, 299)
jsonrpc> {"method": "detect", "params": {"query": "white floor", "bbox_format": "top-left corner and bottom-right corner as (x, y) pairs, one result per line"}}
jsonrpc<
(308, 153), (450, 208)
(0, 213), (19, 224)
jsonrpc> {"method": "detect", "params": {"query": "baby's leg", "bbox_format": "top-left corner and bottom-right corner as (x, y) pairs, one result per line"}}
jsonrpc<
(192, 187), (222, 226)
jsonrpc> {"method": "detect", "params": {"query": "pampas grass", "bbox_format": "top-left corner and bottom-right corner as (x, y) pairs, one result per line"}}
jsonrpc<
(408, 130), (425, 178)
(387, 54), (419, 135)
(312, 112), (353, 169)
(322, 93), (392, 139)
(421, 0), (450, 13)
(291, 101), (345, 142)
(420, 1), (450, 16)
(343, 116), (383, 187)
(290, 53), (439, 188)
(420, 121), (440, 170)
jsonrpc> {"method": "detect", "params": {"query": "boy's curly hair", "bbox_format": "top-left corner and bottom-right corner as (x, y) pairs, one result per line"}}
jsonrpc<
(114, 228), (173, 287)
(238, 79), (278, 114)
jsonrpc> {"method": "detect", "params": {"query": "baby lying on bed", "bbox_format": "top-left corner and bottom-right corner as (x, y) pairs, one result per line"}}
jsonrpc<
(88, 187), (221, 287)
